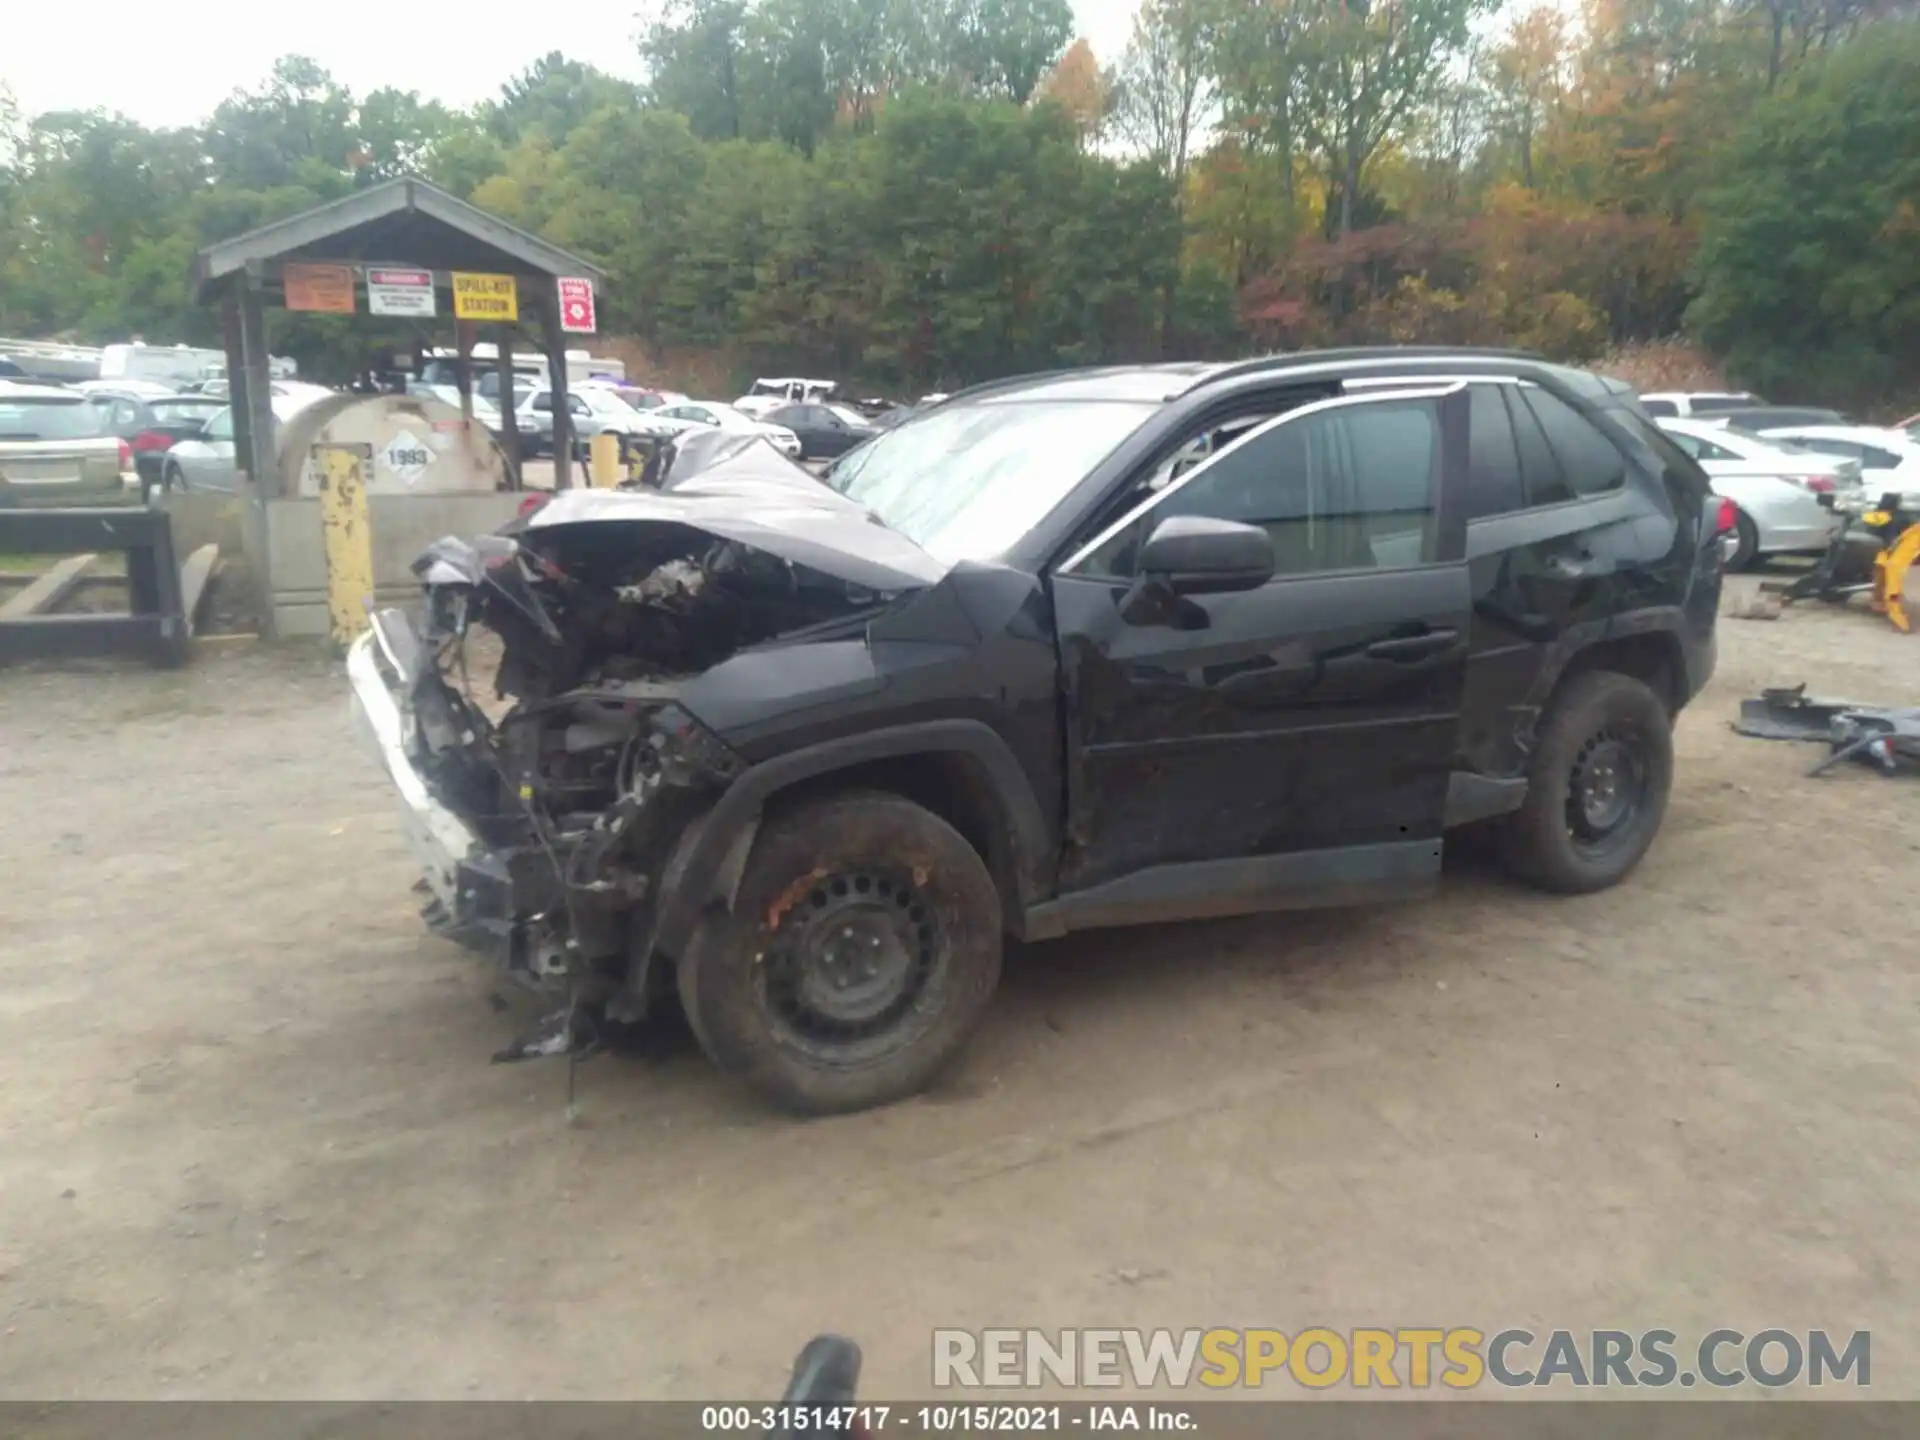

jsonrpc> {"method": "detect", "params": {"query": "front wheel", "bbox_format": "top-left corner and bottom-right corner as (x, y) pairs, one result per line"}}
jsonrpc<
(1501, 671), (1673, 894)
(677, 790), (1003, 1115)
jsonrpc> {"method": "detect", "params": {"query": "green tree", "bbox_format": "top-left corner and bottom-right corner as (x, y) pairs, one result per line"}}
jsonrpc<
(203, 56), (357, 193)
(489, 53), (644, 145)
(1689, 25), (1920, 402)
(1289, 0), (1498, 237)
(1109, 0), (1216, 188)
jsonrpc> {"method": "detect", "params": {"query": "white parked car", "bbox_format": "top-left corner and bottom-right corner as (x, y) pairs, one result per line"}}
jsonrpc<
(1638, 390), (1761, 419)
(733, 377), (837, 418)
(1656, 419), (1860, 568)
(645, 400), (802, 457)
(1749, 425), (1920, 505)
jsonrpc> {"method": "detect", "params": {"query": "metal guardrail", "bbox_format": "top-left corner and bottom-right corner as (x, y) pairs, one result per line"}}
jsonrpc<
(0, 507), (190, 666)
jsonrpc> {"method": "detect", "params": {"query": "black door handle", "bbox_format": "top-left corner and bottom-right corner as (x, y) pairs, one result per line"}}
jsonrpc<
(1367, 629), (1458, 661)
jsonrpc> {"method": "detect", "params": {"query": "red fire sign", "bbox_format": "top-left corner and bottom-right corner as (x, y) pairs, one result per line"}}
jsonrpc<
(557, 277), (597, 334)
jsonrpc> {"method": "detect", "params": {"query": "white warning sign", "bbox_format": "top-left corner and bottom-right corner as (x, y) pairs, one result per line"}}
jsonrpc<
(379, 429), (433, 486)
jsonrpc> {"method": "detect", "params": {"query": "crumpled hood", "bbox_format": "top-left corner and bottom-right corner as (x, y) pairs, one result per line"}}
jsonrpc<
(523, 444), (945, 593)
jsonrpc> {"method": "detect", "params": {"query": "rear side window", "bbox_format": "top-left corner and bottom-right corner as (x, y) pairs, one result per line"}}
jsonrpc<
(1507, 389), (1573, 506)
(1519, 389), (1626, 497)
(1466, 384), (1525, 519)
(1640, 398), (1678, 418)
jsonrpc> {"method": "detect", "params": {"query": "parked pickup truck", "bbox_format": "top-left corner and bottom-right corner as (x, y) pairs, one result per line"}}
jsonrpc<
(348, 348), (1724, 1114)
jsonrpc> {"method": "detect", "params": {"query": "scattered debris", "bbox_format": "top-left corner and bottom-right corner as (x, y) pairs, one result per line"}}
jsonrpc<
(1728, 594), (1783, 621)
(1733, 684), (1920, 776)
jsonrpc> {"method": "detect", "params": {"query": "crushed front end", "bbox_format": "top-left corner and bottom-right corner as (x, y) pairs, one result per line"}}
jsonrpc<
(346, 483), (914, 1047)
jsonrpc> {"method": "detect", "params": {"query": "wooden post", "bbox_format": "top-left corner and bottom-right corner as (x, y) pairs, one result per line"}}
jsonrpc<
(454, 318), (476, 423)
(236, 266), (278, 498)
(539, 292), (574, 490)
(315, 443), (375, 648)
(493, 324), (522, 489)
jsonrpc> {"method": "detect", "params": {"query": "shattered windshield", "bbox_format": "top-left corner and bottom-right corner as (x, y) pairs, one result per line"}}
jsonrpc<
(826, 399), (1157, 563)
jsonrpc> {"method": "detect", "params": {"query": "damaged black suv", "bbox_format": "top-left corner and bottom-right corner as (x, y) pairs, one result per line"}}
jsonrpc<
(349, 349), (1723, 1114)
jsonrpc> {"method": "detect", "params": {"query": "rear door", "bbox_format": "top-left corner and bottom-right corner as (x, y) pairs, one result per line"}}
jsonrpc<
(1452, 379), (1668, 777)
(1048, 386), (1472, 915)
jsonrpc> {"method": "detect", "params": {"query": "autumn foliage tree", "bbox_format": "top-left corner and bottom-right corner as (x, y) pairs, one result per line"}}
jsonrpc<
(1, 0), (1916, 405)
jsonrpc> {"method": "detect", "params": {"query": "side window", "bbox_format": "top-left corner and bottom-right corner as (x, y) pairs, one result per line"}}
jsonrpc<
(1507, 388), (1573, 506)
(1694, 436), (1736, 461)
(1085, 399), (1440, 578)
(531, 393), (552, 413)
(1860, 446), (1901, 470)
(1664, 431), (1704, 459)
(1521, 389), (1627, 497)
(1640, 398), (1678, 418)
(1466, 384), (1525, 519)
(569, 397), (592, 416)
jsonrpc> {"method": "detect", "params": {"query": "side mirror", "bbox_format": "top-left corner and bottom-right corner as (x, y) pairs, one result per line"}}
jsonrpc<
(1136, 515), (1274, 594)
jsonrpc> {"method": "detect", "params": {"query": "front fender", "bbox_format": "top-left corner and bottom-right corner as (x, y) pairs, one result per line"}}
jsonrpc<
(648, 719), (1051, 961)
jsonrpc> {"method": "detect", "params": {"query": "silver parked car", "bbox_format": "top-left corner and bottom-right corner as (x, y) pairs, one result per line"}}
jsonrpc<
(513, 385), (654, 457)
(160, 407), (245, 493)
(1657, 418), (1860, 568)
(0, 381), (129, 507)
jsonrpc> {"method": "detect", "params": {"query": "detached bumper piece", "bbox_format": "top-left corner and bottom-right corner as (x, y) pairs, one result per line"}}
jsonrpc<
(1733, 684), (1920, 777)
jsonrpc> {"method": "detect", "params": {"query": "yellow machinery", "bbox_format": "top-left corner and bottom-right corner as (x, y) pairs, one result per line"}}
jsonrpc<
(1870, 512), (1920, 632)
(1774, 492), (1920, 631)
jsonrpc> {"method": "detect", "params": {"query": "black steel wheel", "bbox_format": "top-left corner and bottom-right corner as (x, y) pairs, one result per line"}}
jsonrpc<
(1503, 671), (1673, 894)
(758, 868), (946, 1061)
(678, 790), (1002, 1114)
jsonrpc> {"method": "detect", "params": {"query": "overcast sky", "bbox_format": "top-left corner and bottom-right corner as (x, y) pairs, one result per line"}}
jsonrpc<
(2, 0), (1141, 129)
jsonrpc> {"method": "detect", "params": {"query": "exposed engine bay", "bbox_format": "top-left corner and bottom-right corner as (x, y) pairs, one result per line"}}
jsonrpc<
(367, 445), (944, 1051)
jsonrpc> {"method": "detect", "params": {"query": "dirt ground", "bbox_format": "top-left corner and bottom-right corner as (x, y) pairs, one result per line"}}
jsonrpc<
(2, 573), (1918, 1401)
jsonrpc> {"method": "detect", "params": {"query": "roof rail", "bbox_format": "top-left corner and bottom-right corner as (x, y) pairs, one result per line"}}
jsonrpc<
(934, 367), (1079, 406)
(1189, 346), (1547, 392)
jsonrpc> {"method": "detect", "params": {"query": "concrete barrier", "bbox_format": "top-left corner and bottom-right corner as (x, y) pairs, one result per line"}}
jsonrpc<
(161, 481), (523, 640)
(261, 491), (524, 638)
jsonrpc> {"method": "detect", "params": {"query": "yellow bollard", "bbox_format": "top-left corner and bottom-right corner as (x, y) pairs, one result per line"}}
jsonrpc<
(588, 431), (623, 488)
(314, 443), (375, 648)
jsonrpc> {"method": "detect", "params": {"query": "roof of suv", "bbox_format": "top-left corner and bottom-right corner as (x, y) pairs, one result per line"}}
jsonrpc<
(943, 348), (1629, 408)
(0, 379), (93, 402)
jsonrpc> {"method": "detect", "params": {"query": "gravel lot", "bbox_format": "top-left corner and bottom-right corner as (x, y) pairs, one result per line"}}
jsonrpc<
(2, 573), (1917, 1400)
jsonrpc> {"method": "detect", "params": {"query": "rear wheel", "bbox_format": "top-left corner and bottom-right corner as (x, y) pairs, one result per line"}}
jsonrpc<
(1502, 671), (1673, 894)
(677, 791), (1003, 1115)
(162, 461), (184, 494)
(1729, 510), (1760, 570)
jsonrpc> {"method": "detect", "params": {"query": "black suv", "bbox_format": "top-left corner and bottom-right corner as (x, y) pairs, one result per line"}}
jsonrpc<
(348, 348), (1723, 1113)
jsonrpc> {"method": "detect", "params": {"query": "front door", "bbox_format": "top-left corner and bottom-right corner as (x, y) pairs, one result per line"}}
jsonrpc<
(1048, 387), (1472, 922)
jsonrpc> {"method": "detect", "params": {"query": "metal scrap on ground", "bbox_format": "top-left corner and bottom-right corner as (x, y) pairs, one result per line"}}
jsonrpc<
(1733, 684), (1920, 776)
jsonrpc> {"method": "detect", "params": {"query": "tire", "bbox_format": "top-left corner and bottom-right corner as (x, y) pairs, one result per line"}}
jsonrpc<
(1729, 510), (1760, 570)
(1502, 671), (1673, 895)
(677, 790), (1003, 1115)
(162, 462), (183, 494)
